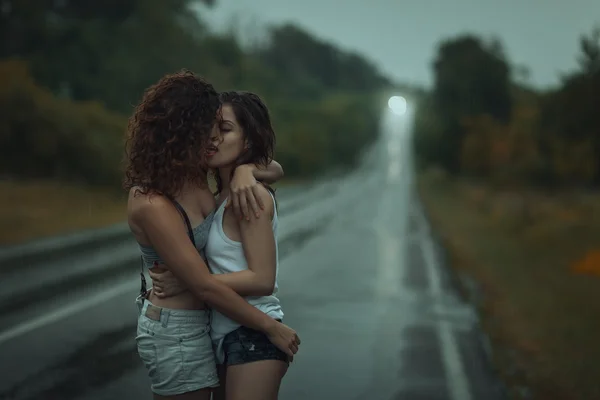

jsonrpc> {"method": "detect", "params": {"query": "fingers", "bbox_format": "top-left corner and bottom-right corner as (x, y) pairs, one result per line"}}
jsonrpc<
(232, 192), (241, 220)
(239, 191), (250, 221)
(229, 186), (264, 220)
(290, 333), (300, 353)
(149, 263), (167, 278)
(252, 185), (265, 211)
(152, 286), (166, 298)
(148, 272), (162, 283)
(153, 283), (164, 292)
(290, 343), (299, 354)
(247, 187), (261, 218)
(288, 331), (300, 356)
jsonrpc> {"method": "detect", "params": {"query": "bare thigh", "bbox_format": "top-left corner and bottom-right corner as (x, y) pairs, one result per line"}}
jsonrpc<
(211, 365), (227, 400)
(225, 360), (288, 400)
(153, 388), (212, 400)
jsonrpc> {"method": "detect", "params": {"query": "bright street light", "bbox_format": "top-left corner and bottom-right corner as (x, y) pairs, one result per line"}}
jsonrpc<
(388, 96), (407, 116)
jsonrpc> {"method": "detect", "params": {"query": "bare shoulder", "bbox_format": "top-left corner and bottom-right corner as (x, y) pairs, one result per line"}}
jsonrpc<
(256, 184), (276, 216)
(128, 188), (173, 224)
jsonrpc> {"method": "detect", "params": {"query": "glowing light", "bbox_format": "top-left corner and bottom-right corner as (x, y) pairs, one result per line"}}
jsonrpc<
(387, 96), (407, 115)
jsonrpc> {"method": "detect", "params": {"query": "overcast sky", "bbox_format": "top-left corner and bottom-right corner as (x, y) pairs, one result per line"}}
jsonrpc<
(197, 0), (600, 89)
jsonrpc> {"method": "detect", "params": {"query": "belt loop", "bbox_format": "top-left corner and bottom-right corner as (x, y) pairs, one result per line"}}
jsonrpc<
(135, 294), (145, 316)
(161, 309), (170, 328)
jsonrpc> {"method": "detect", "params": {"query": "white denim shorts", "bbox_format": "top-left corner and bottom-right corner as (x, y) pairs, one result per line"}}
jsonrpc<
(136, 296), (219, 396)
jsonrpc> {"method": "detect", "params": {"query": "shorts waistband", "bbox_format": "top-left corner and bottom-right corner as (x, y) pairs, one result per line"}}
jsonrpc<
(140, 299), (210, 326)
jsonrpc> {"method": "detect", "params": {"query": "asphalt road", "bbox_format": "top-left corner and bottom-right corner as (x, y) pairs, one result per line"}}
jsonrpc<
(0, 110), (504, 400)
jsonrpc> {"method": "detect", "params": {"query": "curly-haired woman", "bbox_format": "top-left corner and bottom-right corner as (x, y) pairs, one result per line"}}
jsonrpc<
(124, 70), (300, 400)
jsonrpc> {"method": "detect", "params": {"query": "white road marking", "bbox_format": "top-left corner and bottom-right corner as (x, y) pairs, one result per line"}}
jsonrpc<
(0, 280), (138, 345)
(385, 107), (472, 400)
(415, 204), (472, 400)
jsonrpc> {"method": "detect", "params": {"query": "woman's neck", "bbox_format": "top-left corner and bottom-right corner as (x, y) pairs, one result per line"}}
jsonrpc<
(219, 166), (234, 197)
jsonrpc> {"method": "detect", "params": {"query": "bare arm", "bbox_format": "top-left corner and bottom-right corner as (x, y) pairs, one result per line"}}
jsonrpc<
(214, 186), (277, 296)
(228, 160), (283, 219)
(252, 159), (284, 184)
(133, 195), (298, 354)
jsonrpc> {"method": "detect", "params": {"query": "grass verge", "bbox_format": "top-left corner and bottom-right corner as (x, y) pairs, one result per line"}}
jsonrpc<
(418, 170), (600, 400)
(0, 180), (126, 246)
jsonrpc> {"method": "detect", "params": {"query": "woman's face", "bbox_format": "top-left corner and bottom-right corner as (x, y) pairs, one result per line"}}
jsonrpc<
(205, 104), (246, 169)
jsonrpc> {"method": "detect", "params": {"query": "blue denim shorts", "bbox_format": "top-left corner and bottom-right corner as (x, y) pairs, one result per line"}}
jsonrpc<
(136, 297), (219, 396)
(221, 323), (289, 366)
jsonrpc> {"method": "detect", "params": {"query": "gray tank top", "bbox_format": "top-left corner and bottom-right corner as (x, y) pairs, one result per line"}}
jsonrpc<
(137, 198), (214, 297)
(138, 210), (215, 268)
(137, 194), (216, 267)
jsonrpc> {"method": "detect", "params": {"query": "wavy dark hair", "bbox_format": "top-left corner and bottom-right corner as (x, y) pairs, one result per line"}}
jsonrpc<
(123, 70), (220, 197)
(215, 91), (276, 194)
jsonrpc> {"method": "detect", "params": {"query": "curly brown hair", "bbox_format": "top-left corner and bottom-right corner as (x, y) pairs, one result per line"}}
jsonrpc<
(123, 70), (220, 197)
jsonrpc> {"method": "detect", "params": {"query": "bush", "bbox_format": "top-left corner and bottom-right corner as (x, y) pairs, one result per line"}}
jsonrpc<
(0, 59), (380, 185)
(0, 59), (127, 186)
(273, 93), (379, 177)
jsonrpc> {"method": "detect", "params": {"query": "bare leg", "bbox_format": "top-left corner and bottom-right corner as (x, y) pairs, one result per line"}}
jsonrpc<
(153, 388), (212, 400)
(211, 365), (227, 400)
(225, 360), (288, 400)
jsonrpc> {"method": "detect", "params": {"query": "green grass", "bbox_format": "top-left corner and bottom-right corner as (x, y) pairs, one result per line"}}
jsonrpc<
(419, 172), (600, 400)
(0, 180), (127, 245)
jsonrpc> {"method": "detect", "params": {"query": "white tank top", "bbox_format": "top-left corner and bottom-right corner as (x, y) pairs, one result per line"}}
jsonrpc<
(206, 190), (283, 363)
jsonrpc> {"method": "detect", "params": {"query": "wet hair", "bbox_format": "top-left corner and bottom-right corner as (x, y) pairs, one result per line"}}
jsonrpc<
(123, 70), (220, 197)
(215, 91), (276, 194)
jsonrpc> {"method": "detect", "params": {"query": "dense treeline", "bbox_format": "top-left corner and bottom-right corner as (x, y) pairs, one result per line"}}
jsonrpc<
(0, 0), (391, 186)
(414, 26), (600, 188)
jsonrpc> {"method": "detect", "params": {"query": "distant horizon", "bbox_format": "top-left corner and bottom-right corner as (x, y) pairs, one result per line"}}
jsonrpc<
(197, 13), (576, 93)
(195, 0), (599, 91)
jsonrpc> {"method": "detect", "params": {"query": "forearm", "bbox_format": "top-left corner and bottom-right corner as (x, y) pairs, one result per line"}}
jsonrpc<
(191, 277), (276, 333)
(214, 271), (273, 296)
(252, 160), (283, 184)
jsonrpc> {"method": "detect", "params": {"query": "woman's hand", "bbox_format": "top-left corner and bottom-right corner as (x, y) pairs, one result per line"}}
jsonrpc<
(149, 265), (187, 298)
(265, 320), (301, 361)
(228, 164), (265, 220)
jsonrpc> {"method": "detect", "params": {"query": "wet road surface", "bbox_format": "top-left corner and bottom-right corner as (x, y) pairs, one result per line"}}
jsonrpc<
(0, 111), (504, 400)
